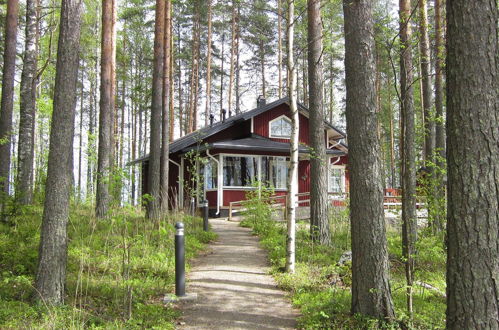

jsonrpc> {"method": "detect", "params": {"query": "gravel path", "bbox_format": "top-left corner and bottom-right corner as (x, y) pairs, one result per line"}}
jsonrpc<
(178, 218), (299, 329)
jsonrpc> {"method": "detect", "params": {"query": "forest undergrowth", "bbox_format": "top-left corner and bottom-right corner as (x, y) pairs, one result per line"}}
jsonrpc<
(241, 197), (446, 329)
(0, 204), (216, 329)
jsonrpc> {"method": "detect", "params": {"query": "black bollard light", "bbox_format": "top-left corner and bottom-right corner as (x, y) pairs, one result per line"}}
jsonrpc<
(201, 199), (209, 231)
(175, 222), (185, 297)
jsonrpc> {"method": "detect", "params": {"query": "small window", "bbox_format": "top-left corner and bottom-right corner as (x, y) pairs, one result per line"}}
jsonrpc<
(329, 165), (345, 193)
(269, 115), (292, 138)
(262, 156), (289, 189)
(204, 160), (217, 190)
(223, 156), (258, 187)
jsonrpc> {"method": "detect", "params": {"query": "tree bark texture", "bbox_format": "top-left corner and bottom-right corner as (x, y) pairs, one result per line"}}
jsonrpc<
(147, 0), (165, 219)
(0, 0), (19, 197)
(205, 0), (212, 125)
(277, 0), (283, 98)
(96, 0), (116, 218)
(433, 0), (446, 230)
(418, 0), (434, 163)
(343, 0), (395, 319)
(160, 0), (171, 211)
(228, 1), (237, 113)
(285, 0), (297, 274)
(434, 0), (445, 162)
(17, 0), (38, 205)
(445, 1), (498, 328)
(307, 0), (330, 245)
(35, 0), (82, 304)
(399, 0), (417, 316)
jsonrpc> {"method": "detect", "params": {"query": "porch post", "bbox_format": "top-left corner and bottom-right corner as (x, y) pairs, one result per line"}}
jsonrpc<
(257, 156), (262, 198)
(217, 154), (223, 214)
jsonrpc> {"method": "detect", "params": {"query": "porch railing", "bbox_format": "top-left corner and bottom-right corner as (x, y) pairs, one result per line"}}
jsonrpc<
(228, 191), (348, 221)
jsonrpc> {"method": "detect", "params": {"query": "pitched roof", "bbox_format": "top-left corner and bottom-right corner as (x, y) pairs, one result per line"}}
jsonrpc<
(181, 134), (346, 155)
(127, 97), (347, 165)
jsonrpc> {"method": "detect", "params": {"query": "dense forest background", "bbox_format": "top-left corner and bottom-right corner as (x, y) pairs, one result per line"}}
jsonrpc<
(0, 0), (496, 328)
(0, 0), (443, 205)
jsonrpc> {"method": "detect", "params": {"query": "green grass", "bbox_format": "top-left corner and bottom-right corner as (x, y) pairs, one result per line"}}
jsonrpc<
(0, 204), (216, 329)
(241, 203), (446, 329)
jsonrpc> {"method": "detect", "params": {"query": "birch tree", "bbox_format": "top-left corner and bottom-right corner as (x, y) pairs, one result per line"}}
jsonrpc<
(285, 0), (298, 274)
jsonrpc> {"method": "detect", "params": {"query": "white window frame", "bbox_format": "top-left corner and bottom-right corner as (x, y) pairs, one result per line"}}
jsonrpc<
(269, 115), (292, 139)
(213, 153), (291, 191)
(261, 156), (289, 191)
(328, 164), (346, 194)
(221, 154), (260, 189)
(204, 159), (218, 192)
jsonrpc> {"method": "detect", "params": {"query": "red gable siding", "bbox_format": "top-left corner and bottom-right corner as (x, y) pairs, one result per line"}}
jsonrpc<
(253, 103), (310, 145)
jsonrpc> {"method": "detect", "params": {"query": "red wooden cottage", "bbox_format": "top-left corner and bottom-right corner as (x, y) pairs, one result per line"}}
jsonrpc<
(131, 97), (349, 217)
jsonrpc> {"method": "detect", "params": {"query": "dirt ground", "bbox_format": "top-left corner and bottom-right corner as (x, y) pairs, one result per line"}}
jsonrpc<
(177, 218), (299, 329)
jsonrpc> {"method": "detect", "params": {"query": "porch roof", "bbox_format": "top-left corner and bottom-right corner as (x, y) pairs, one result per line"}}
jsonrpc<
(182, 136), (346, 156)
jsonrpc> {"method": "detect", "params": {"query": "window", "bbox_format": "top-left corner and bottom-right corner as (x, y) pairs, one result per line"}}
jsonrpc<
(269, 115), (292, 138)
(329, 166), (345, 193)
(204, 160), (217, 190)
(223, 156), (258, 187)
(262, 156), (289, 189)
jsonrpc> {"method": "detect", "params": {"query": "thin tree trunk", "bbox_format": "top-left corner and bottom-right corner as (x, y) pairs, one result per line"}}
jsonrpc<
(160, 0), (171, 212)
(0, 0), (19, 199)
(220, 25), (225, 118)
(96, 0), (116, 218)
(77, 77), (84, 202)
(147, 0), (165, 219)
(35, 0), (82, 304)
(307, 0), (330, 245)
(169, 14), (174, 140)
(205, 0), (212, 125)
(418, 0), (434, 163)
(285, 0), (297, 274)
(17, 0), (38, 205)
(433, 0), (445, 230)
(343, 0), (395, 318)
(399, 0), (417, 317)
(302, 54), (308, 106)
(277, 0), (283, 98)
(260, 39), (266, 98)
(446, 2), (498, 328)
(235, 6), (241, 114)
(228, 1), (237, 113)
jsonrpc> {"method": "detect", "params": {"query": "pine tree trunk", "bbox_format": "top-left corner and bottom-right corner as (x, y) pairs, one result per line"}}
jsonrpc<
(399, 0), (417, 317)
(96, 0), (116, 218)
(160, 0), (171, 212)
(169, 12), (175, 141)
(343, 0), (395, 319)
(277, 0), (283, 98)
(35, 0), (82, 304)
(0, 0), (19, 199)
(228, 2), (237, 113)
(260, 39), (266, 98)
(77, 79), (84, 202)
(147, 0), (165, 219)
(446, 2), (498, 328)
(17, 0), (38, 205)
(205, 0), (212, 125)
(285, 0), (297, 274)
(418, 0), (434, 163)
(235, 8), (241, 114)
(307, 0), (330, 245)
(433, 0), (445, 230)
